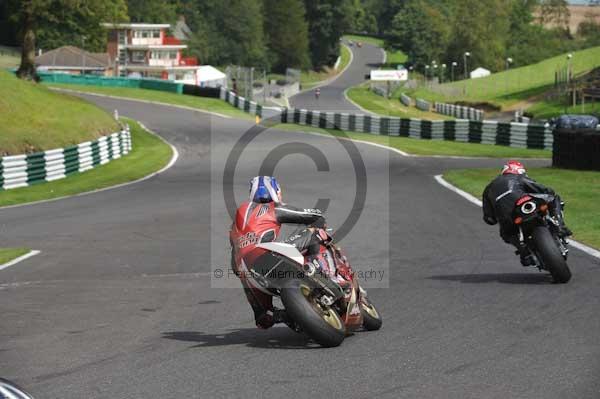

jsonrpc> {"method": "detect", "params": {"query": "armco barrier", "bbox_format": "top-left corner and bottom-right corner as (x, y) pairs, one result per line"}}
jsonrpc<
(38, 73), (183, 94)
(0, 126), (132, 190)
(219, 87), (264, 118)
(415, 98), (431, 112)
(435, 102), (484, 121)
(400, 93), (412, 107)
(217, 88), (282, 120)
(37, 72), (554, 151)
(279, 108), (554, 150)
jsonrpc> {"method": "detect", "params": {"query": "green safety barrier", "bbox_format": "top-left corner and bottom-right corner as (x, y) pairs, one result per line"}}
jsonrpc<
(38, 73), (183, 94)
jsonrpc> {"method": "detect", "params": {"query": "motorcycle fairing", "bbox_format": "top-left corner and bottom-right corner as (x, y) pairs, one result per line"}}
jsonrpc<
(256, 242), (304, 265)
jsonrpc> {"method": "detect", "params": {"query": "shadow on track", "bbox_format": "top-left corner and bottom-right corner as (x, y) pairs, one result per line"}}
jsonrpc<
(428, 273), (552, 285)
(162, 327), (323, 350)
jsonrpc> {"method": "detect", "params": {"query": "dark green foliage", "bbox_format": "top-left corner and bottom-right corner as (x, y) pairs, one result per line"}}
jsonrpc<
(7, 0), (128, 80)
(182, 0), (267, 67)
(304, 0), (353, 68)
(127, 0), (178, 24)
(264, 0), (310, 71)
(5, 0), (600, 79)
(383, 0), (599, 76)
(7, 0), (128, 53)
(386, 0), (450, 64)
(577, 9), (600, 47)
(538, 0), (570, 31)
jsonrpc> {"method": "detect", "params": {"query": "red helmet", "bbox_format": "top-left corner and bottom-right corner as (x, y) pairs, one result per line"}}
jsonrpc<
(502, 160), (527, 175)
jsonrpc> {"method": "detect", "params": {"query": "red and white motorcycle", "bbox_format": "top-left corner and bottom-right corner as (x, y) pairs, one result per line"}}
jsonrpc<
(237, 228), (382, 347)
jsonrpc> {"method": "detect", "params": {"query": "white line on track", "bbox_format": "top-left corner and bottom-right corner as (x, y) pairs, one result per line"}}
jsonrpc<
(0, 250), (41, 271)
(0, 120), (179, 210)
(434, 175), (482, 206)
(292, 43), (354, 98)
(137, 122), (180, 174)
(434, 174), (600, 260)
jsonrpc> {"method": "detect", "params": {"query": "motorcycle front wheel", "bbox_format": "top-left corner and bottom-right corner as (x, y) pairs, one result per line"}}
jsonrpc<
(531, 226), (572, 284)
(280, 279), (345, 347)
(360, 297), (382, 331)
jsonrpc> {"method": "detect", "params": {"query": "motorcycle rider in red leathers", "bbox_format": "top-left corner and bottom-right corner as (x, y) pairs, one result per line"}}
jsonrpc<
(230, 176), (332, 329)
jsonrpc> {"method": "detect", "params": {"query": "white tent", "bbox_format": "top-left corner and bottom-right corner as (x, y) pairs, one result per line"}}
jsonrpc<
(196, 65), (226, 87)
(470, 67), (491, 79)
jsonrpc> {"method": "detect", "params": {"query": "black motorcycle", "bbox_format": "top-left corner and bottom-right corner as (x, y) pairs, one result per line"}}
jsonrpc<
(513, 193), (571, 283)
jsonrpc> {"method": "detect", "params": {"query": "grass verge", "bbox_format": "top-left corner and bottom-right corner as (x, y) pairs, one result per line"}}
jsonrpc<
(45, 82), (549, 158)
(0, 248), (30, 265)
(300, 45), (352, 89)
(273, 123), (550, 158)
(343, 34), (407, 67)
(405, 46), (600, 110)
(527, 97), (600, 119)
(45, 84), (253, 120)
(347, 85), (452, 120)
(0, 54), (19, 69)
(1, 70), (119, 155)
(0, 118), (173, 207)
(444, 168), (600, 249)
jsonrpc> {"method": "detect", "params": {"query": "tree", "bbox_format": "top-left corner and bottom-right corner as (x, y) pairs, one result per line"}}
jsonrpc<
(7, 0), (128, 81)
(0, 1), (19, 46)
(538, 0), (570, 32)
(446, 0), (511, 72)
(127, 0), (178, 24)
(177, 0), (225, 65)
(377, 0), (406, 36)
(264, 0), (310, 71)
(304, 0), (353, 68)
(346, 0), (375, 33)
(357, 0), (380, 34)
(386, 0), (450, 66)
(577, 9), (600, 47)
(359, 0), (405, 36)
(220, 0), (267, 66)
(175, 0), (267, 66)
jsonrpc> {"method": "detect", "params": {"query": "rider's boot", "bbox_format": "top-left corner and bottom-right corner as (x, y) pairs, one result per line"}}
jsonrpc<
(558, 225), (573, 238)
(273, 307), (301, 332)
(254, 311), (275, 329)
(514, 247), (535, 267)
(272, 308), (287, 324)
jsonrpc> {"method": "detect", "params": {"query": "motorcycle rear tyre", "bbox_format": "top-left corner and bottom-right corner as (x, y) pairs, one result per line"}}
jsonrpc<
(280, 280), (346, 347)
(532, 226), (572, 284)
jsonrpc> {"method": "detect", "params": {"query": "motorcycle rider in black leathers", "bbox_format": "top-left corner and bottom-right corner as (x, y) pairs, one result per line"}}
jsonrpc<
(482, 160), (572, 266)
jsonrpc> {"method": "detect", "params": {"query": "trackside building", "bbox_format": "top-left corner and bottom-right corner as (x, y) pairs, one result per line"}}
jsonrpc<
(102, 22), (201, 84)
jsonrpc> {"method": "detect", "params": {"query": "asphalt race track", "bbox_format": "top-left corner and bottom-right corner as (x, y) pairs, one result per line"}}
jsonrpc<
(289, 40), (383, 111)
(1, 44), (600, 399)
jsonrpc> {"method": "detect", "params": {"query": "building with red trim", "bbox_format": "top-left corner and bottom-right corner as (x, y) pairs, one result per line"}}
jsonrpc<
(102, 23), (201, 84)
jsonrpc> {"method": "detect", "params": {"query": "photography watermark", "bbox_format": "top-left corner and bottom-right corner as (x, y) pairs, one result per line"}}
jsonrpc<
(211, 266), (386, 285)
(221, 115), (367, 241)
(210, 111), (390, 289)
